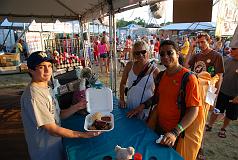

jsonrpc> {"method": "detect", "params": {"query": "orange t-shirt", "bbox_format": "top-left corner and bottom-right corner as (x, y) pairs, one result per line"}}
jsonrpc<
(156, 68), (200, 132)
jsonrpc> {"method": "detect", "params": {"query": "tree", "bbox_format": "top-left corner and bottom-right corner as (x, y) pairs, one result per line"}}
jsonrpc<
(116, 17), (147, 28)
(134, 17), (146, 27)
(116, 18), (129, 28)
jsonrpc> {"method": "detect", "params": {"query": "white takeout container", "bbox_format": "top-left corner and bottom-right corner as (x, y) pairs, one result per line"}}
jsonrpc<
(84, 87), (114, 131)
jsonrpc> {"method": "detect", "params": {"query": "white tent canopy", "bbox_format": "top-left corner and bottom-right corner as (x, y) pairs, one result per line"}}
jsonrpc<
(0, 0), (162, 93)
(0, 0), (142, 23)
(160, 22), (216, 31)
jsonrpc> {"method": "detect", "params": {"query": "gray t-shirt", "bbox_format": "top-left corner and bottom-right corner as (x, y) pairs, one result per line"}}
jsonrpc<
(189, 50), (225, 77)
(220, 57), (238, 97)
(21, 84), (63, 160)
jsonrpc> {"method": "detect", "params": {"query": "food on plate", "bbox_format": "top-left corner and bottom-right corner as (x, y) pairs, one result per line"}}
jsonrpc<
(88, 119), (112, 130)
(88, 125), (97, 130)
(101, 116), (112, 122)
(87, 112), (113, 130)
(91, 112), (103, 121)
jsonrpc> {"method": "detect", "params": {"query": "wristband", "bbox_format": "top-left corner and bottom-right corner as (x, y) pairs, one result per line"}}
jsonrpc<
(171, 128), (179, 137)
(177, 123), (184, 132)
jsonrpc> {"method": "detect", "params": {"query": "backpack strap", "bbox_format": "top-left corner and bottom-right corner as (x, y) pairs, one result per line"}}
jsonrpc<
(154, 70), (165, 93)
(145, 70), (165, 121)
(177, 71), (194, 138)
(153, 70), (165, 104)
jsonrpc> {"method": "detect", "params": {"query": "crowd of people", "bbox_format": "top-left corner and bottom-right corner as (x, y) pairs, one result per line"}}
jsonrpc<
(119, 30), (238, 160)
(20, 28), (238, 160)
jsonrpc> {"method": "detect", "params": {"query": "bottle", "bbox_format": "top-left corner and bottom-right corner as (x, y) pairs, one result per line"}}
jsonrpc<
(134, 153), (142, 160)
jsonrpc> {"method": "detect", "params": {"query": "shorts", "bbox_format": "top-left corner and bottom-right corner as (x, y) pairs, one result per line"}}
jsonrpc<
(215, 92), (238, 120)
(100, 53), (108, 58)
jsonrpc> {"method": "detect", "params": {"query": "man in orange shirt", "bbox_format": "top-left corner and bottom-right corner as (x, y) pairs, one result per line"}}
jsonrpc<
(146, 40), (203, 160)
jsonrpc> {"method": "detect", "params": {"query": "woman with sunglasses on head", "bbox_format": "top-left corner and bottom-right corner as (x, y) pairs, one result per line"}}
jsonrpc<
(146, 40), (204, 160)
(119, 41), (160, 120)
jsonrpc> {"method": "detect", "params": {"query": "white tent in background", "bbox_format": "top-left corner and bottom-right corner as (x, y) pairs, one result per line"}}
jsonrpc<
(160, 22), (216, 31)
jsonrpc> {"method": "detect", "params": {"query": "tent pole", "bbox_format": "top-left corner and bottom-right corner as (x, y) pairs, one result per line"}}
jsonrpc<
(113, 13), (117, 96)
(0, 22), (13, 51)
(77, 17), (80, 55)
(80, 18), (86, 67)
(40, 23), (44, 51)
(109, 9), (114, 91)
(108, 0), (114, 93)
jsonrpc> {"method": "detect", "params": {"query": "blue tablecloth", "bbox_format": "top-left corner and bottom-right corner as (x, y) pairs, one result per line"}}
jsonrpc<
(62, 98), (183, 160)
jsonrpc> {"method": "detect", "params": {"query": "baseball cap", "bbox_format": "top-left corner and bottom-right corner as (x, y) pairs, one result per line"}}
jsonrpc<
(27, 51), (56, 70)
(230, 26), (238, 49)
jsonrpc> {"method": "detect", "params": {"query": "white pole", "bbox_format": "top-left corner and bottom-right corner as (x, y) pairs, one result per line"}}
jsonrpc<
(109, 10), (113, 91)
(113, 13), (117, 96)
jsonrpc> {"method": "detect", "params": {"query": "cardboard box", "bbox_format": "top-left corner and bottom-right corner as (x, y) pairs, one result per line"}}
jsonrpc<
(19, 63), (28, 72)
(84, 87), (114, 131)
(0, 53), (20, 67)
(0, 66), (20, 74)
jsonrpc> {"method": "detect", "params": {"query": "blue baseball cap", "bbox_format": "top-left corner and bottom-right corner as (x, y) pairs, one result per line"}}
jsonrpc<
(27, 51), (56, 70)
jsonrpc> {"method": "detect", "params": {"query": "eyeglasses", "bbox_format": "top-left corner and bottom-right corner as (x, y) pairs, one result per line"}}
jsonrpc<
(134, 50), (147, 56)
(159, 50), (175, 57)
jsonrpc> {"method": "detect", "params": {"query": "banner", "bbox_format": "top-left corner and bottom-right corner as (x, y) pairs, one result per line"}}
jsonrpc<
(215, 0), (238, 36)
(25, 32), (55, 54)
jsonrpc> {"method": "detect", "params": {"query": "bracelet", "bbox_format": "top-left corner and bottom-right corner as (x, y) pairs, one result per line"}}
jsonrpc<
(177, 123), (184, 132)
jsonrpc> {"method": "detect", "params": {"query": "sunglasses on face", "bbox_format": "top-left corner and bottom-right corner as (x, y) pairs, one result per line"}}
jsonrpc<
(159, 50), (175, 57)
(134, 50), (147, 56)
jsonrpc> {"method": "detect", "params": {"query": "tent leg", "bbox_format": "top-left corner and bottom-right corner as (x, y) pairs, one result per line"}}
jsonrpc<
(112, 13), (117, 96)
(108, 2), (114, 92)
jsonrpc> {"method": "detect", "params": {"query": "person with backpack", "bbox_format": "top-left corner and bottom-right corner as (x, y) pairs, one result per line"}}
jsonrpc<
(119, 41), (160, 121)
(145, 40), (203, 160)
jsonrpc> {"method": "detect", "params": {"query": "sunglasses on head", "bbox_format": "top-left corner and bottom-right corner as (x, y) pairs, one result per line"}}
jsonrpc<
(134, 50), (147, 56)
(159, 50), (175, 57)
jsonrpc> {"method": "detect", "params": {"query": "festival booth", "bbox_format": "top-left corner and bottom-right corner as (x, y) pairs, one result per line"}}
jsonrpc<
(0, 0), (218, 159)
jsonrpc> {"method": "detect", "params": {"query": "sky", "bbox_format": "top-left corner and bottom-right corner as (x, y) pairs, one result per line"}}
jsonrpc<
(116, 0), (173, 25)
(116, 0), (218, 25)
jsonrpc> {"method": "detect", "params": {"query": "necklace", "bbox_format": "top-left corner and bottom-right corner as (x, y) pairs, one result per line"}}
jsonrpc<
(166, 65), (183, 76)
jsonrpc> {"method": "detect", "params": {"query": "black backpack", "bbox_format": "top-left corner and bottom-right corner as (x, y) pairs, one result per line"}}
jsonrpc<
(154, 70), (194, 138)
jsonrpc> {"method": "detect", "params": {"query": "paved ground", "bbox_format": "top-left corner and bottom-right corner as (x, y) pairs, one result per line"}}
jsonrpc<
(0, 88), (29, 160)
